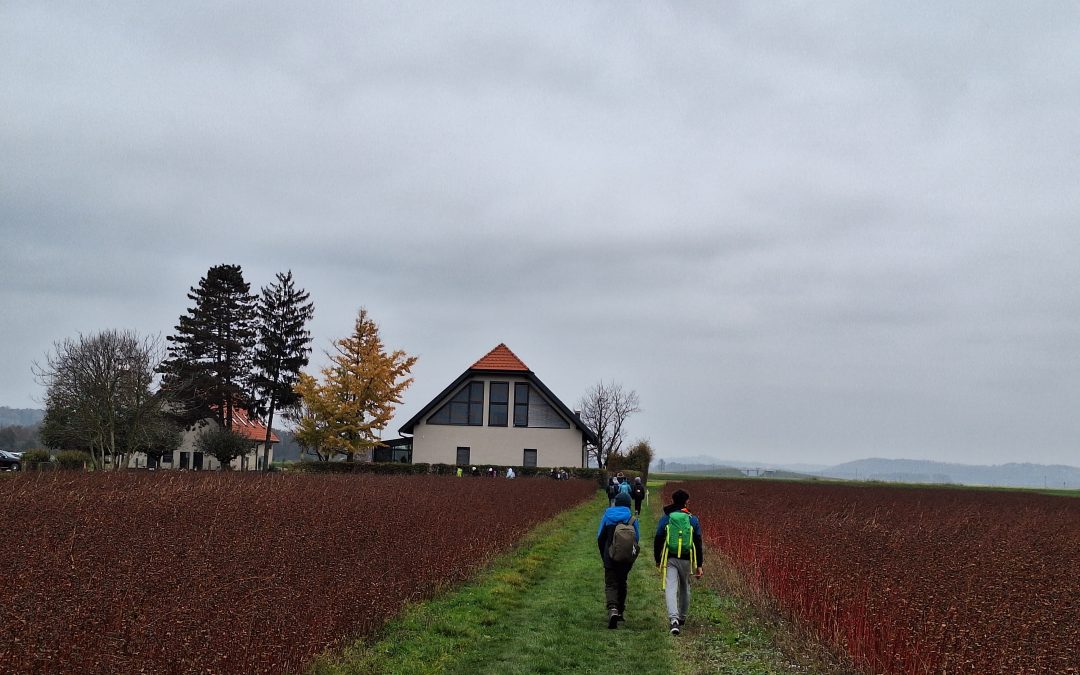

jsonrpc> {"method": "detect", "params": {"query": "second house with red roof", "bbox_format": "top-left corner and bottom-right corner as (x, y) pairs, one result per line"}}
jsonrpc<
(397, 344), (598, 469)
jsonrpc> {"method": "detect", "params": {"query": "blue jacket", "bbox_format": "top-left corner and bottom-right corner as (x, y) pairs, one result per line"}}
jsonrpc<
(597, 505), (639, 568)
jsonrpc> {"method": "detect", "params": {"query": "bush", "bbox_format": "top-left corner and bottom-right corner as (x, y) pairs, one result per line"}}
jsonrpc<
(287, 461), (432, 476)
(607, 439), (654, 481)
(54, 450), (91, 471)
(284, 460), (604, 482)
(195, 427), (251, 468)
(19, 449), (52, 469)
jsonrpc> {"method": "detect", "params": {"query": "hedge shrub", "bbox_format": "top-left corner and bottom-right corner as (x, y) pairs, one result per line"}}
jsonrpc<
(19, 449), (52, 469)
(55, 450), (91, 470)
(284, 460), (603, 483)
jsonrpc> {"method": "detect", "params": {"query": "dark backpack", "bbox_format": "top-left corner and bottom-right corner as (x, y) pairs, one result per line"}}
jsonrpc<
(608, 519), (638, 564)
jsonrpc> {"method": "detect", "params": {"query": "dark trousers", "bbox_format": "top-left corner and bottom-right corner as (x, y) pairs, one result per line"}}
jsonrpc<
(604, 564), (631, 613)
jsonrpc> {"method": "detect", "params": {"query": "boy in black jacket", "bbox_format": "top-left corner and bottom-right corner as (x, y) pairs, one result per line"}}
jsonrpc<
(653, 489), (704, 635)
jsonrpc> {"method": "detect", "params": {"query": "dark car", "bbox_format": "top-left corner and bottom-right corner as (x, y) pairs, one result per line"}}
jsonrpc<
(0, 450), (22, 471)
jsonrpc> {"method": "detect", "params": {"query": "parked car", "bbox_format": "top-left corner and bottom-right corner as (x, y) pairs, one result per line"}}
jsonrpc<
(0, 450), (22, 471)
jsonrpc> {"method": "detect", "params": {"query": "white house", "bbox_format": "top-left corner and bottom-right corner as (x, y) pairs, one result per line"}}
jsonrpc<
(129, 407), (279, 471)
(397, 344), (598, 468)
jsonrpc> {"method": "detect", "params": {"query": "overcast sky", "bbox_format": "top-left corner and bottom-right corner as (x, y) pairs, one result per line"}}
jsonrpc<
(3, 2), (1080, 467)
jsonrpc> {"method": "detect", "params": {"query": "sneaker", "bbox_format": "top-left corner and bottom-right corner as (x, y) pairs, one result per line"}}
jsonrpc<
(670, 619), (680, 636)
(616, 612), (625, 623)
(608, 610), (620, 629)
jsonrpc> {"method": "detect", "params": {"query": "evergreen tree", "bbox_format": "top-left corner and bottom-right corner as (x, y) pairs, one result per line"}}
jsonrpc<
(160, 264), (257, 430)
(293, 308), (417, 462)
(252, 270), (314, 469)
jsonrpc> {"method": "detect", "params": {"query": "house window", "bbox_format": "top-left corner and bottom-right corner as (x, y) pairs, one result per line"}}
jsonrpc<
(523, 448), (537, 467)
(489, 381), (508, 426)
(180, 451), (190, 470)
(528, 394), (571, 429)
(456, 447), (471, 466)
(428, 381), (485, 426)
(513, 383), (529, 427)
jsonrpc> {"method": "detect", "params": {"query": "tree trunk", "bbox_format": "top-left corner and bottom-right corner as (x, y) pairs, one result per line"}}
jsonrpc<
(261, 398), (277, 471)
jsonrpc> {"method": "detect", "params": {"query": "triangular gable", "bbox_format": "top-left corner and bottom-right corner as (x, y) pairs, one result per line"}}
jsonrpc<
(398, 344), (599, 445)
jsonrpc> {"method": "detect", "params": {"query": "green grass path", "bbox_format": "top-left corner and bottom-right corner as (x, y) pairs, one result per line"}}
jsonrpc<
(314, 488), (816, 674)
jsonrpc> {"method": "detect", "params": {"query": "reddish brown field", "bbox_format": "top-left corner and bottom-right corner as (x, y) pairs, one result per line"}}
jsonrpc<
(0, 472), (594, 673)
(670, 480), (1079, 674)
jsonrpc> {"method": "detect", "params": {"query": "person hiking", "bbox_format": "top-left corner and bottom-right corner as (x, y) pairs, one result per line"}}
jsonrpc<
(654, 489), (704, 636)
(630, 477), (646, 517)
(597, 492), (639, 628)
(606, 476), (620, 506)
(617, 473), (633, 499)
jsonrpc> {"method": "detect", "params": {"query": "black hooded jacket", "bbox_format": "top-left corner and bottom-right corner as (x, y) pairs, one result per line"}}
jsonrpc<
(653, 503), (704, 566)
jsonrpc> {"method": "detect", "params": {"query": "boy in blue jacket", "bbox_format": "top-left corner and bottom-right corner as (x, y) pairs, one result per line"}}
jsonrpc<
(597, 492), (640, 628)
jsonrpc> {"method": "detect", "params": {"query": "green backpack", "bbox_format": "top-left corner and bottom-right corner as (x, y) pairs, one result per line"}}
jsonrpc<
(665, 511), (694, 558)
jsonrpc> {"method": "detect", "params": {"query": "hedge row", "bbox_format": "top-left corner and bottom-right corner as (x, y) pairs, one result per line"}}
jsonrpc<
(284, 460), (606, 483)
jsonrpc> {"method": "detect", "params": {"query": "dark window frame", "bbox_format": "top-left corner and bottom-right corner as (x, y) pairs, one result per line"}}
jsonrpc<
(428, 381), (486, 426)
(513, 383), (530, 427)
(488, 381), (508, 427)
(523, 448), (538, 468)
(456, 446), (471, 466)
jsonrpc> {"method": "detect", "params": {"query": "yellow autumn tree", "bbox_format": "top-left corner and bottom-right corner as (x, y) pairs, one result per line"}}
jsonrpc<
(292, 308), (417, 462)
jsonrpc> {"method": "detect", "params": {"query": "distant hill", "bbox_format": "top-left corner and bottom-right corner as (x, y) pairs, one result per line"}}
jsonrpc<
(0, 407), (45, 427)
(654, 455), (1080, 489)
(821, 458), (1080, 489)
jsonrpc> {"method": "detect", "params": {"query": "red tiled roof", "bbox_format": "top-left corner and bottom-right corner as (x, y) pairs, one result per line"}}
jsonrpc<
(224, 407), (280, 444)
(470, 343), (530, 372)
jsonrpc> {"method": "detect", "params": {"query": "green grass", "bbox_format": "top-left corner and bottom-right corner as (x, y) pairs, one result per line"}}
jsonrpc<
(313, 487), (815, 674)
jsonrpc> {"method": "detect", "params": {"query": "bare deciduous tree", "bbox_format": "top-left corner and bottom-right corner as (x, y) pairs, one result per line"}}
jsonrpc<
(578, 380), (641, 468)
(35, 330), (167, 470)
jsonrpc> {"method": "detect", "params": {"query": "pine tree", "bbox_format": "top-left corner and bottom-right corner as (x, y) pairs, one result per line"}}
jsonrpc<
(293, 308), (417, 462)
(160, 264), (257, 430)
(252, 270), (314, 470)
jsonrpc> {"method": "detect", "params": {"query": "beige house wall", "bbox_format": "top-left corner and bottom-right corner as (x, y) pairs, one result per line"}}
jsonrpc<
(409, 374), (586, 468)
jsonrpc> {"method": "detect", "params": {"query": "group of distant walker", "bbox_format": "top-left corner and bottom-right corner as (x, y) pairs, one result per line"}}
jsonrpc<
(455, 466), (516, 478)
(597, 473), (704, 635)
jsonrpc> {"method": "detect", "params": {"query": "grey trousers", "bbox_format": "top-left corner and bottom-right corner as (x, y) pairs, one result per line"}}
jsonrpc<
(664, 558), (692, 622)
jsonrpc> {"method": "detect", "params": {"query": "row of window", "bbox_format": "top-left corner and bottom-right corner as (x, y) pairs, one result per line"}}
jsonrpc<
(456, 446), (537, 467)
(428, 380), (570, 429)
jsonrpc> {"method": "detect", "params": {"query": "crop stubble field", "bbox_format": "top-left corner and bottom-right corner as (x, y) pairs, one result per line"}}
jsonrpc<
(0, 472), (594, 673)
(674, 479), (1079, 674)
